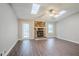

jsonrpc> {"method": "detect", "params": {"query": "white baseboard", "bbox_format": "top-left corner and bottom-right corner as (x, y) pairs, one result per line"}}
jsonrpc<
(56, 36), (79, 44)
(3, 40), (18, 56)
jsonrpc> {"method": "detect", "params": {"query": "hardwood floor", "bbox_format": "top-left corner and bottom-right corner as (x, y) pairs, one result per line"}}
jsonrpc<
(8, 37), (79, 56)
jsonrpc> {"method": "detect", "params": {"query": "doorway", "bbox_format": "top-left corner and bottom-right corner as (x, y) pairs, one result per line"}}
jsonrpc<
(22, 23), (30, 39)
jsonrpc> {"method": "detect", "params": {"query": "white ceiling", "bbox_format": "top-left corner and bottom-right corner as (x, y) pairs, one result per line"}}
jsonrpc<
(11, 3), (79, 22)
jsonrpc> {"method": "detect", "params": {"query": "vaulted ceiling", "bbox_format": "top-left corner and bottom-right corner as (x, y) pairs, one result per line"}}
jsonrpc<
(11, 3), (79, 22)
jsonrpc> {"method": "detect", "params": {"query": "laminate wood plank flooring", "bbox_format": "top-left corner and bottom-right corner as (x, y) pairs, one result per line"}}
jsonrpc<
(8, 37), (79, 56)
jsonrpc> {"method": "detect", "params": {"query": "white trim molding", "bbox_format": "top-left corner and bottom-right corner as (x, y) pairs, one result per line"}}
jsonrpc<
(56, 36), (79, 44)
(3, 40), (18, 56)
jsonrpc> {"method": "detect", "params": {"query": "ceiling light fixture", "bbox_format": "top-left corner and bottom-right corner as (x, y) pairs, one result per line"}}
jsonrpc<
(31, 3), (40, 14)
(48, 9), (57, 16)
(54, 14), (60, 18)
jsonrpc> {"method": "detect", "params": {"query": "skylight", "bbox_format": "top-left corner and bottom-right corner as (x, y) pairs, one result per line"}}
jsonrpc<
(59, 10), (66, 15)
(31, 3), (40, 14)
(54, 10), (66, 18)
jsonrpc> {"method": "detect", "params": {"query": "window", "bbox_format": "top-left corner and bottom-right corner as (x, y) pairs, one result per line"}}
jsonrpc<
(48, 24), (53, 33)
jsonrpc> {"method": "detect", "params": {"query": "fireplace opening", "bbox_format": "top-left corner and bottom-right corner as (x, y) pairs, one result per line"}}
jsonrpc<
(37, 31), (44, 37)
(37, 28), (44, 37)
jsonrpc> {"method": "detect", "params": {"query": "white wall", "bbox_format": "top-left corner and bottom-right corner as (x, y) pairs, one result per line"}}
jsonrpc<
(56, 13), (79, 44)
(0, 4), (18, 55)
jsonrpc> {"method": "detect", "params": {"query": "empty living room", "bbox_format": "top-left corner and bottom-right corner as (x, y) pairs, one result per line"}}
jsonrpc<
(0, 3), (79, 56)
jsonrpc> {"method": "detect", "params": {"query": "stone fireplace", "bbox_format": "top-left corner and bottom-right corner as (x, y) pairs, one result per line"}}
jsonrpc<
(34, 21), (47, 38)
